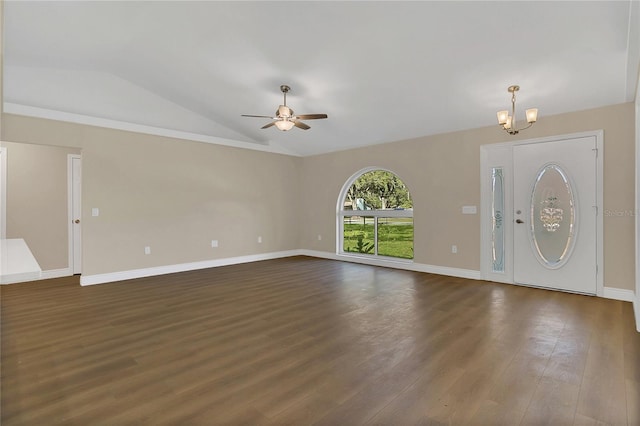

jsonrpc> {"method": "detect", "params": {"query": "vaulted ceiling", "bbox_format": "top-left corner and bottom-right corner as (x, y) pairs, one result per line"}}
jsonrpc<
(3, 1), (639, 156)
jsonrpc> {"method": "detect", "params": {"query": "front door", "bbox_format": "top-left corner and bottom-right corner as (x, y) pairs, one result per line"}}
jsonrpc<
(513, 136), (598, 294)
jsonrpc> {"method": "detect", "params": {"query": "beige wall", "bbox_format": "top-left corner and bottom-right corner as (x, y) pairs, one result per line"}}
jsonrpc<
(1, 0), (3, 136)
(1, 103), (635, 291)
(2, 115), (301, 275)
(300, 102), (636, 291)
(1, 141), (80, 270)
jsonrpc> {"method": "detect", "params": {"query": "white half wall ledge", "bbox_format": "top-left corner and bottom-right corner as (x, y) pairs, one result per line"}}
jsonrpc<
(1, 267), (73, 284)
(635, 299), (640, 332)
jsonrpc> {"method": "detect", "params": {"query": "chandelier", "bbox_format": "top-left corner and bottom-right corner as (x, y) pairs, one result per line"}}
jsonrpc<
(496, 85), (538, 135)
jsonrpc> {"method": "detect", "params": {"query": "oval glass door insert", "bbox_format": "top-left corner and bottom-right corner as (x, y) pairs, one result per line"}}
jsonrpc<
(530, 164), (576, 268)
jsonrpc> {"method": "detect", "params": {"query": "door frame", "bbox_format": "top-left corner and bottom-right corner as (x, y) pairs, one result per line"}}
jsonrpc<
(67, 154), (81, 274)
(0, 146), (6, 239)
(480, 130), (603, 296)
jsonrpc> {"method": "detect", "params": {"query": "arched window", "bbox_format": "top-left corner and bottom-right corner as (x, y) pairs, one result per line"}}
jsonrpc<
(337, 168), (413, 260)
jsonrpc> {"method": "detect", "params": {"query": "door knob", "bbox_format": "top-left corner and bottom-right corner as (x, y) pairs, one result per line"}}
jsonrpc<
(74, 219), (80, 224)
(516, 219), (524, 224)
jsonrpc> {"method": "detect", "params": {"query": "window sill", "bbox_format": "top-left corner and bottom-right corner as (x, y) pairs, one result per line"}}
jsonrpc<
(337, 252), (414, 265)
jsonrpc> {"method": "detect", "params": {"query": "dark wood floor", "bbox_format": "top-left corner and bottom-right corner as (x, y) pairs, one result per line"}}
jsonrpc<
(1, 256), (638, 425)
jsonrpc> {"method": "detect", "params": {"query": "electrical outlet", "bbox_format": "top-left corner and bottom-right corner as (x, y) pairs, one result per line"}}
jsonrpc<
(211, 240), (218, 248)
(258, 236), (262, 243)
(317, 234), (322, 241)
(451, 245), (457, 254)
(462, 205), (477, 214)
(144, 246), (151, 255)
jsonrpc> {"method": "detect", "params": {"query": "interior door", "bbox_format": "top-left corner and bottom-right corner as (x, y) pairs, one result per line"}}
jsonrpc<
(513, 136), (597, 294)
(0, 147), (6, 239)
(71, 156), (82, 274)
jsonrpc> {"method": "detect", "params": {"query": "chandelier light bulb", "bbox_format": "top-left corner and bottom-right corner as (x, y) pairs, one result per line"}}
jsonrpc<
(497, 110), (509, 125)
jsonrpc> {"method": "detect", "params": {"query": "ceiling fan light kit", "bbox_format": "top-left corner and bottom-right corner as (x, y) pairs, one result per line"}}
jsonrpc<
(274, 120), (295, 131)
(242, 85), (328, 131)
(497, 85), (538, 135)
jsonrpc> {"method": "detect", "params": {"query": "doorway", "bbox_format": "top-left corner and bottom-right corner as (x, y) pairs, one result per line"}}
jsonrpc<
(68, 155), (82, 274)
(480, 131), (603, 295)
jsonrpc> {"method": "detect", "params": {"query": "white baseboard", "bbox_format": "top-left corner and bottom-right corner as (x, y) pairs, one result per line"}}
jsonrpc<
(602, 286), (636, 302)
(80, 250), (300, 286)
(299, 250), (482, 280)
(1, 267), (72, 284)
(80, 249), (482, 286)
(77, 247), (635, 329)
(41, 268), (73, 280)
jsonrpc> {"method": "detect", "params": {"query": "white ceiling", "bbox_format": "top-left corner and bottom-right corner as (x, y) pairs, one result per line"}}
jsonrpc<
(3, 1), (639, 156)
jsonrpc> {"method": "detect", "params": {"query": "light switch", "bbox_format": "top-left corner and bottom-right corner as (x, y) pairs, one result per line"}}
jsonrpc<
(92, 208), (99, 217)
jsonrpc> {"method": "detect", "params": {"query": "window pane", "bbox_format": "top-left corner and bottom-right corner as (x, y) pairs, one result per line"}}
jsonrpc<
(377, 218), (414, 259)
(343, 170), (412, 211)
(343, 216), (375, 255)
(339, 170), (413, 261)
(491, 167), (505, 272)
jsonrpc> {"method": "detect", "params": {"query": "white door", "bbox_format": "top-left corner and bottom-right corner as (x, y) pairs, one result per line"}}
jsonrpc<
(513, 136), (598, 294)
(0, 147), (6, 239)
(70, 156), (82, 274)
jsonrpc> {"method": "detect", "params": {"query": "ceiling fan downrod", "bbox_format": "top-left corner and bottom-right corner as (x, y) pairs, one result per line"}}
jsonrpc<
(280, 85), (290, 106)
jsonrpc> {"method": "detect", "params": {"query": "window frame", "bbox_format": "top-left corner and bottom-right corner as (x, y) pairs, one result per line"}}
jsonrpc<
(336, 167), (413, 262)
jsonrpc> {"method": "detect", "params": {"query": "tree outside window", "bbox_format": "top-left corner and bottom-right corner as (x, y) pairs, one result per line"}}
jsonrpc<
(340, 170), (413, 260)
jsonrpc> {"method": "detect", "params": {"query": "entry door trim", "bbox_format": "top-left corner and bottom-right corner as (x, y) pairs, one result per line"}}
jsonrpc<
(0, 147), (6, 239)
(480, 130), (603, 296)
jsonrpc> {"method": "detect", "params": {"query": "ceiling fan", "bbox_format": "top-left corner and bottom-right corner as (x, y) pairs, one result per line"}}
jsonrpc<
(242, 85), (328, 131)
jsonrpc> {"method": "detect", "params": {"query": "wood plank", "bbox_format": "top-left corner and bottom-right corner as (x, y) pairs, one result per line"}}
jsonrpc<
(1, 256), (637, 425)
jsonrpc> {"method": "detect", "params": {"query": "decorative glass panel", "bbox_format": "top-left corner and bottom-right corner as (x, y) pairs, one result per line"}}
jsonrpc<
(530, 164), (576, 268)
(491, 168), (505, 272)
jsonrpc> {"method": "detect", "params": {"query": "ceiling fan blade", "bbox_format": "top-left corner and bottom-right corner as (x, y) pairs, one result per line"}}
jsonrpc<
(295, 114), (328, 120)
(293, 120), (311, 130)
(261, 122), (277, 129)
(242, 114), (274, 118)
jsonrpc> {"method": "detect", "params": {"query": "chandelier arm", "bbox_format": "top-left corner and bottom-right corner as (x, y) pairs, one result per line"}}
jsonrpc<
(505, 121), (533, 135)
(518, 122), (534, 132)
